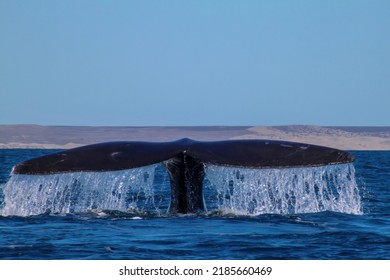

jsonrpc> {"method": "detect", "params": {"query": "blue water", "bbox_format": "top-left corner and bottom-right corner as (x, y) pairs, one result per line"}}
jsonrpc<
(0, 149), (389, 259)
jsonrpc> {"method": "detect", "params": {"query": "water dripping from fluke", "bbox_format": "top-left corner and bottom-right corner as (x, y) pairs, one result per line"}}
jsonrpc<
(0, 139), (361, 217)
(0, 163), (362, 217)
(0, 164), (169, 217)
(203, 164), (362, 215)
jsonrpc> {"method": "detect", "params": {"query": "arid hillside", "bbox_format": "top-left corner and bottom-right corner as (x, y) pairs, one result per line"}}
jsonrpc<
(1, 125), (389, 150)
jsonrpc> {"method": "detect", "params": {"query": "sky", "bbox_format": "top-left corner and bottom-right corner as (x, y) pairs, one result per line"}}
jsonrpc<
(1, 0), (389, 126)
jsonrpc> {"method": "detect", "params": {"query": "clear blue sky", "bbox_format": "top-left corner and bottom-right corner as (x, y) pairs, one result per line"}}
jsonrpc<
(1, 0), (389, 126)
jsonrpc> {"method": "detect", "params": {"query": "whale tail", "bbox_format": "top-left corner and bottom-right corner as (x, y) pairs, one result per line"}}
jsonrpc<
(12, 138), (354, 214)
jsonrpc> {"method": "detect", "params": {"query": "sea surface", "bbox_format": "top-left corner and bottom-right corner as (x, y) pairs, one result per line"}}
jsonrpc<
(0, 149), (389, 260)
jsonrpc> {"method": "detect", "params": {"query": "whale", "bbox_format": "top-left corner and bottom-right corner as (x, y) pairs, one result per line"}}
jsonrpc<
(12, 138), (354, 214)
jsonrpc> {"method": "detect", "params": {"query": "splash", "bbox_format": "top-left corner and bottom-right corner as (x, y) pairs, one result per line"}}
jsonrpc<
(0, 162), (362, 216)
(203, 163), (362, 215)
(0, 164), (169, 216)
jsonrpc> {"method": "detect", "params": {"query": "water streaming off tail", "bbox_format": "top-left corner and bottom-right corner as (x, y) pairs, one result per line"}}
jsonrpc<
(203, 163), (362, 215)
(0, 164), (170, 216)
(0, 162), (362, 216)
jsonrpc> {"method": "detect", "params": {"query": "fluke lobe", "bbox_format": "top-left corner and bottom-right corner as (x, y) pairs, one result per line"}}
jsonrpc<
(12, 138), (354, 214)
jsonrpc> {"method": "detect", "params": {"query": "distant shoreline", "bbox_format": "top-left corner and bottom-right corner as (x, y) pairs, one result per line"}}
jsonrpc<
(1, 124), (390, 150)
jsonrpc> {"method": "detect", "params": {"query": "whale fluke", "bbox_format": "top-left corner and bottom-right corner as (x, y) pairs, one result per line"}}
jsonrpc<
(11, 138), (354, 214)
(12, 138), (353, 174)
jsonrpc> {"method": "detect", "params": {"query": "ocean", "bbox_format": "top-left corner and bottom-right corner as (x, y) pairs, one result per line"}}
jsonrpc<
(0, 149), (389, 260)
